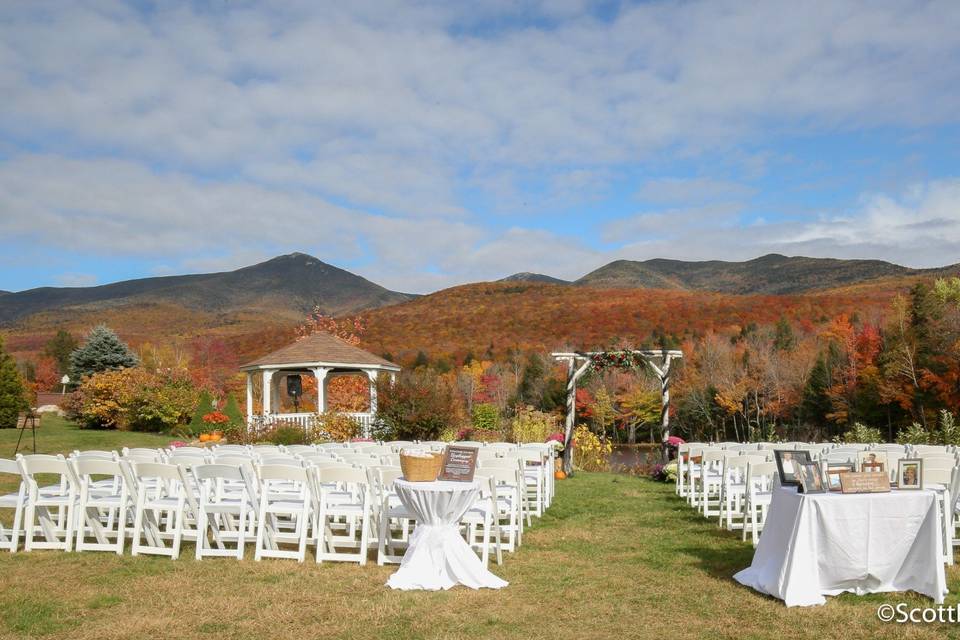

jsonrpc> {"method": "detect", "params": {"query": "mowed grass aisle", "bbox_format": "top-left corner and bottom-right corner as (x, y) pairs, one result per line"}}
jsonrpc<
(1, 420), (959, 639)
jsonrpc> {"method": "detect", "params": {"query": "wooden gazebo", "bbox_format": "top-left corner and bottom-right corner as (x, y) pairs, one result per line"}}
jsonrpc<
(240, 333), (401, 436)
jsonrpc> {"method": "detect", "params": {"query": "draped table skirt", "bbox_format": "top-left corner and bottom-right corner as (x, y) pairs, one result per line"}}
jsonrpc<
(386, 479), (509, 591)
(734, 486), (947, 607)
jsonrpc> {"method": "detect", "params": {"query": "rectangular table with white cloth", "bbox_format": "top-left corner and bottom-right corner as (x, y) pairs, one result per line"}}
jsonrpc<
(734, 485), (947, 607)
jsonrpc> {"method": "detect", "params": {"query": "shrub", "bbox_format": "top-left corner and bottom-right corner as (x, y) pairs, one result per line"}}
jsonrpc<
(315, 412), (360, 443)
(510, 406), (557, 443)
(938, 410), (960, 446)
(0, 337), (28, 429)
(189, 390), (216, 435)
(71, 368), (195, 432)
(374, 370), (461, 441)
(471, 403), (500, 431)
(896, 422), (932, 445)
(836, 422), (883, 444)
(69, 325), (137, 380)
(222, 393), (244, 426)
(264, 423), (309, 445)
(572, 425), (612, 472)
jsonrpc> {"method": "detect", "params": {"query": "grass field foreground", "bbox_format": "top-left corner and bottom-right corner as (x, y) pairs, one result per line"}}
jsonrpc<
(0, 418), (958, 639)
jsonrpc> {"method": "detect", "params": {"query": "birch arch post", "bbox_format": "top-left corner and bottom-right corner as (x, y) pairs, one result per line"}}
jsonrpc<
(551, 349), (683, 475)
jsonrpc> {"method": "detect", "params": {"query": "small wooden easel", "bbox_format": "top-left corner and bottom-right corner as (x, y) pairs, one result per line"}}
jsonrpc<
(13, 410), (38, 456)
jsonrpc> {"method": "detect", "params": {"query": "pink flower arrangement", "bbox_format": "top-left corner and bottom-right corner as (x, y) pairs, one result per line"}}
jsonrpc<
(169, 440), (188, 448)
(350, 437), (374, 443)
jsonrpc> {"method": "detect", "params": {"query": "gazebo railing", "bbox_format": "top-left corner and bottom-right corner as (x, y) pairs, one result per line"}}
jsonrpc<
(249, 412), (377, 438)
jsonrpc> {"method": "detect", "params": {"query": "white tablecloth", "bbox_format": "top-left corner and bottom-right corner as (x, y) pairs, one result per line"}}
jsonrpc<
(386, 479), (509, 591)
(734, 486), (947, 607)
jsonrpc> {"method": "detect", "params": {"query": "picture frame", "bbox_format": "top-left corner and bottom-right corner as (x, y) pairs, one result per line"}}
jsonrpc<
(857, 450), (887, 474)
(796, 461), (826, 494)
(773, 449), (812, 486)
(897, 458), (923, 490)
(824, 462), (855, 492)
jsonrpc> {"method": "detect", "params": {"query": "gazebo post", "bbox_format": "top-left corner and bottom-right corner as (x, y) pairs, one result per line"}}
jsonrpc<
(311, 367), (330, 414)
(245, 372), (253, 424)
(366, 369), (378, 414)
(262, 369), (275, 415)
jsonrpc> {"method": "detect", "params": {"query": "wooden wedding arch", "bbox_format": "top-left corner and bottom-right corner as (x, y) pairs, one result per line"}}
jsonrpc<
(552, 349), (683, 474)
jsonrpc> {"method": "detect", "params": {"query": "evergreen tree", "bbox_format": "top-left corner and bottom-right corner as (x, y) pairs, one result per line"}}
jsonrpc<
(69, 325), (138, 380)
(773, 316), (796, 351)
(222, 393), (244, 426)
(412, 351), (429, 369)
(189, 390), (216, 434)
(801, 355), (832, 432)
(44, 329), (78, 375)
(0, 336), (28, 428)
(515, 353), (546, 407)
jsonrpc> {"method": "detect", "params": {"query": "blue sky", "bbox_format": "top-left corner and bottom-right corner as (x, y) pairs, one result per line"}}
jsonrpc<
(2, 1), (960, 294)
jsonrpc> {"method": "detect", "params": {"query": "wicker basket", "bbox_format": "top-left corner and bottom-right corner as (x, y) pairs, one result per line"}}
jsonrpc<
(400, 450), (444, 482)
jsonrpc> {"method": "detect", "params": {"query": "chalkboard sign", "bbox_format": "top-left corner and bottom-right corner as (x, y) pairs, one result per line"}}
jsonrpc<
(438, 446), (479, 482)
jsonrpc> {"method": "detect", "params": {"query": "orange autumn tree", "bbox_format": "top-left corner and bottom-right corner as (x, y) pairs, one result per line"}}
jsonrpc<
(298, 307), (371, 412)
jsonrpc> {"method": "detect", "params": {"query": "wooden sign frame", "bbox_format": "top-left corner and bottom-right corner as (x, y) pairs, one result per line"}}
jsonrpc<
(824, 462), (855, 492)
(437, 445), (479, 482)
(840, 471), (892, 494)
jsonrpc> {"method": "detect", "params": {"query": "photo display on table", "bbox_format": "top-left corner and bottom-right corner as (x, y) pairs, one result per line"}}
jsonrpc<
(773, 449), (812, 486)
(897, 458), (924, 490)
(840, 471), (892, 494)
(824, 463), (855, 492)
(437, 445), (479, 482)
(857, 450), (888, 474)
(796, 461), (826, 494)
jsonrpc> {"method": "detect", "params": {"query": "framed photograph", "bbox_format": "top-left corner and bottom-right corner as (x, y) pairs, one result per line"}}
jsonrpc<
(857, 450), (887, 474)
(774, 449), (812, 486)
(824, 463), (855, 492)
(796, 461), (826, 494)
(897, 458), (923, 490)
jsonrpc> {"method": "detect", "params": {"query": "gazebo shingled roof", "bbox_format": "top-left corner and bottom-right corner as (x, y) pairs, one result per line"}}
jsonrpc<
(240, 333), (400, 370)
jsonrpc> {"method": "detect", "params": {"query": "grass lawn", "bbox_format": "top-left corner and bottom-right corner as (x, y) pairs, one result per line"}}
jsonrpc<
(1, 418), (959, 639)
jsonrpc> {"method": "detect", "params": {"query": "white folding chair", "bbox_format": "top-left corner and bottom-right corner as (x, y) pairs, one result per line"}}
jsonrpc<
(742, 461), (776, 546)
(313, 467), (372, 565)
(462, 474), (505, 567)
(718, 455), (765, 531)
(254, 464), (315, 562)
(0, 458), (26, 552)
(193, 463), (258, 560)
(74, 458), (132, 554)
(367, 466), (413, 565)
(17, 454), (79, 552)
(130, 462), (193, 559)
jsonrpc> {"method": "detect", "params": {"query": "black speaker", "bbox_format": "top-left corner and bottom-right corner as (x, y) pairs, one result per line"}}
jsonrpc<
(286, 375), (302, 398)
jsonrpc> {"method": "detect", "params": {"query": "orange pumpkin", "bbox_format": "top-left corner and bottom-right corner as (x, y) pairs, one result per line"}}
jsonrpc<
(555, 470), (567, 480)
(199, 433), (211, 443)
(210, 433), (222, 442)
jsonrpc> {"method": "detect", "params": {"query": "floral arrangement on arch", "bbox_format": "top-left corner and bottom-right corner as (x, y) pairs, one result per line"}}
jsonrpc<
(589, 351), (650, 373)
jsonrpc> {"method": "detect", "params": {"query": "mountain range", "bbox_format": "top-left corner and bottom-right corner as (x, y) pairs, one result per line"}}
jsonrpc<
(1, 252), (957, 334)
(0, 253), (414, 326)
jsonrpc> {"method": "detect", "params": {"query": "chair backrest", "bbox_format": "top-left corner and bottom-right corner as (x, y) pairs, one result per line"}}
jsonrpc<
(133, 461), (185, 483)
(168, 447), (208, 457)
(746, 461), (777, 494)
(0, 457), (19, 475)
(479, 458), (521, 470)
(74, 457), (124, 479)
(213, 445), (250, 455)
(923, 465), (954, 486)
(315, 466), (368, 485)
(18, 453), (75, 479)
(282, 445), (315, 455)
(124, 452), (165, 465)
(259, 455), (304, 467)
(122, 447), (165, 458)
(193, 463), (245, 482)
(479, 466), (520, 487)
(72, 450), (118, 460)
(258, 463), (310, 484)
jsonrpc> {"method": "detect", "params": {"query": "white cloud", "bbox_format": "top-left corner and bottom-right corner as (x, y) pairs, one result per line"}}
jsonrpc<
(2, 2), (960, 290)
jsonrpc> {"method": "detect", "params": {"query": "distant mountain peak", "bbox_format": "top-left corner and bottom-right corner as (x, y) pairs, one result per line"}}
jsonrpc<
(576, 254), (916, 295)
(499, 272), (570, 285)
